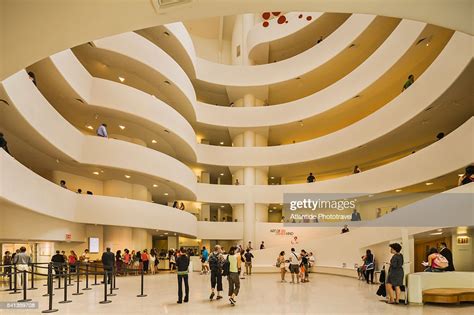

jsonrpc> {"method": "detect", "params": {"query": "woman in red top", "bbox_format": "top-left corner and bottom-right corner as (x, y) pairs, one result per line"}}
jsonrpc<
(68, 250), (78, 273)
(141, 249), (149, 274)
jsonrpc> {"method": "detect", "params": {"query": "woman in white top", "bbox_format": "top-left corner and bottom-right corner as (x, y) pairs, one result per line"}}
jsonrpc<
(149, 251), (156, 274)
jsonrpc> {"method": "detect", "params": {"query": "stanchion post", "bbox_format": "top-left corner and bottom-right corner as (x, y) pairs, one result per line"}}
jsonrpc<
(42, 263), (58, 313)
(59, 266), (71, 304)
(136, 266), (147, 297)
(54, 265), (62, 290)
(99, 271), (111, 304)
(107, 267), (116, 297)
(112, 264), (118, 290)
(10, 265), (20, 295)
(92, 264), (99, 286)
(7, 266), (13, 291)
(72, 263), (83, 296)
(82, 264), (91, 291)
(29, 264), (38, 290)
(17, 269), (32, 302)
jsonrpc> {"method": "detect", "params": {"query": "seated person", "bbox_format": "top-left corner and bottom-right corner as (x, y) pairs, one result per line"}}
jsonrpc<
(422, 247), (449, 272)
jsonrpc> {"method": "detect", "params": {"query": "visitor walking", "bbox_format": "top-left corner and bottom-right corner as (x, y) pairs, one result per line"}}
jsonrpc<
(176, 248), (190, 304)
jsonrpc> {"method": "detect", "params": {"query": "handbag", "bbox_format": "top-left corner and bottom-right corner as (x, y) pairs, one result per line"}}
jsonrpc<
(222, 255), (230, 276)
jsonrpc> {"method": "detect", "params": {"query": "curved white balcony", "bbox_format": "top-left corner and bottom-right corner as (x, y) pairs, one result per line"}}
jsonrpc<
(3, 1), (471, 81)
(246, 12), (324, 62)
(0, 71), (197, 200)
(196, 31), (472, 166)
(195, 18), (424, 127)
(49, 49), (197, 160)
(196, 117), (474, 204)
(92, 32), (198, 121)
(0, 150), (198, 237)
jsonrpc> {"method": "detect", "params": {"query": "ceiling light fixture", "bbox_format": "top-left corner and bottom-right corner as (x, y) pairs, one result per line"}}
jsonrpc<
(273, 206), (277, 210)
(92, 171), (99, 175)
(219, 142), (224, 145)
(151, 139), (157, 144)
(270, 176), (275, 179)
(164, 192), (169, 196)
(118, 76), (125, 82)
(368, 194), (374, 197)
(119, 125), (126, 130)
(269, 210), (273, 213)
(124, 175), (131, 179)
(220, 205), (225, 208)
(395, 189), (402, 192)
(153, 184), (158, 187)
(86, 125), (93, 130)
(164, 232), (169, 235)
(425, 182), (434, 186)
(429, 232), (443, 236)
(219, 173), (224, 176)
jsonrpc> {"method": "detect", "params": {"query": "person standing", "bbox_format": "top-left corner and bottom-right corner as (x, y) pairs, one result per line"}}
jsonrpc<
(96, 123), (108, 138)
(101, 247), (115, 284)
(68, 251), (78, 273)
(176, 248), (190, 304)
(227, 246), (240, 306)
(115, 250), (123, 275)
(363, 249), (375, 284)
(300, 250), (309, 282)
(277, 251), (287, 282)
(288, 248), (300, 284)
(386, 243), (404, 304)
(402, 74), (415, 91)
(351, 209), (362, 221)
(14, 247), (31, 288)
(141, 249), (149, 274)
(2, 251), (12, 278)
(208, 245), (225, 300)
(307, 173), (316, 183)
(59, 180), (68, 189)
(439, 242), (455, 271)
(0, 132), (11, 154)
(201, 246), (209, 275)
(244, 249), (254, 276)
(51, 250), (65, 278)
(80, 249), (90, 263)
(260, 241), (265, 250)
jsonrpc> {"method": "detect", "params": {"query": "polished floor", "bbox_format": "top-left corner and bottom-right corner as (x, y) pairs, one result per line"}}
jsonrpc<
(0, 272), (473, 314)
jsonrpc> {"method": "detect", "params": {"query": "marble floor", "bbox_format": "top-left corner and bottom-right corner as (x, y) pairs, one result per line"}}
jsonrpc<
(0, 272), (473, 314)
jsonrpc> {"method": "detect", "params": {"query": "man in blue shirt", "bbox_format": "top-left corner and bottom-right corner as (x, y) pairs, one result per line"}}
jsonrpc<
(201, 247), (209, 274)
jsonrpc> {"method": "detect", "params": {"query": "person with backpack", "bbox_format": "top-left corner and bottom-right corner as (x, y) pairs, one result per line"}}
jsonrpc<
(423, 247), (448, 272)
(208, 245), (225, 301)
(288, 248), (300, 284)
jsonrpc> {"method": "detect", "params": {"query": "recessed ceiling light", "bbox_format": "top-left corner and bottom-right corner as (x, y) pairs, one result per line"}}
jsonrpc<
(100, 170), (104, 173)
(153, 184), (158, 187)
(269, 210), (273, 213)
(164, 192), (169, 196)
(437, 228), (443, 232)
(220, 205), (225, 208)
(270, 176), (275, 179)
(219, 142), (224, 145)
(151, 139), (157, 144)
(458, 174), (464, 177)
(160, 234), (164, 237)
(425, 182), (434, 186)
(164, 232), (169, 235)
(395, 189), (402, 192)
(273, 206), (277, 210)
(220, 173), (224, 176)
(118, 76), (125, 82)
(124, 175), (131, 179)
(119, 125), (125, 130)
(368, 194), (374, 197)
(429, 232), (442, 235)
(86, 125), (93, 130)
(92, 171), (99, 175)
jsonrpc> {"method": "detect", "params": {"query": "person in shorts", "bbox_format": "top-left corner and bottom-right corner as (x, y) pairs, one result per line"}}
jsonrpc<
(288, 248), (300, 284)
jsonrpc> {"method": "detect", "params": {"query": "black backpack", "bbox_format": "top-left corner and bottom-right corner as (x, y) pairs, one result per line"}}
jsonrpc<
(222, 255), (230, 276)
(208, 253), (219, 271)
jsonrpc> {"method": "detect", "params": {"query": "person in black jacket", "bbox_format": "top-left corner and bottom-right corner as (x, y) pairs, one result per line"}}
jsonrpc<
(176, 248), (190, 304)
(101, 247), (115, 284)
(51, 250), (65, 278)
(439, 242), (455, 271)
